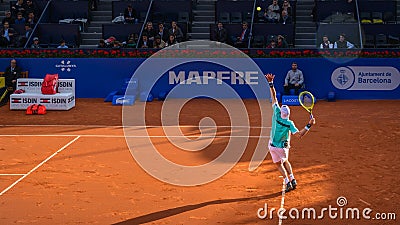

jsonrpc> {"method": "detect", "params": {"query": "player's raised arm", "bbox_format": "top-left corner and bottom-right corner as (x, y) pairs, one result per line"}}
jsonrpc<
(293, 117), (316, 138)
(265, 73), (277, 105)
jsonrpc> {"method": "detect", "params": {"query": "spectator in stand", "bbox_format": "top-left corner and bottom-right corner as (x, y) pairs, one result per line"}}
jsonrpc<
(125, 35), (136, 48)
(97, 39), (106, 48)
(26, 12), (37, 26)
(165, 34), (177, 47)
(334, 34), (355, 49)
(157, 23), (169, 42)
(277, 35), (288, 48)
(157, 23), (169, 43)
(112, 41), (121, 49)
(138, 34), (153, 48)
(16, 23), (32, 47)
(2, 11), (14, 25)
(15, 12), (26, 25)
(266, 39), (276, 48)
(124, 5), (137, 24)
(25, 0), (38, 17)
(4, 59), (23, 92)
(11, 0), (26, 18)
(211, 22), (228, 44)
(104, 36), (116, 47)
(264, 0), (280, 23)
(279, 10), (292, 24)
(153, 35), (166, 49)
(234, 22), (250, 48)
(31, 37), (40, 48)
(168, 21), (183, 43)
(126, 33), (138, 45)
(319, 35), (333, 49)
(57, 39), (68, 48)
(0, 22), (16, 47)
(281, 0), (292, 16)
(143, 22), (156, 43)
(284, 62), (304, 95)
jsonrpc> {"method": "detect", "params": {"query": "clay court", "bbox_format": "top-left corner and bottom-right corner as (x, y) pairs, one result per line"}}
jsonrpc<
(0, 99), (399, 225)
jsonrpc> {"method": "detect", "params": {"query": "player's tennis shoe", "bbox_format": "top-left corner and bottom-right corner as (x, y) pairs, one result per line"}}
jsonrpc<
(291, 179), (297, 190)
(285, 182), (293, 192)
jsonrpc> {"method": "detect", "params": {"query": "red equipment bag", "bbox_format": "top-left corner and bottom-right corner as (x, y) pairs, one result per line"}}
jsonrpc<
(26, 104), (46, 115)
(41, 74), (59, 94)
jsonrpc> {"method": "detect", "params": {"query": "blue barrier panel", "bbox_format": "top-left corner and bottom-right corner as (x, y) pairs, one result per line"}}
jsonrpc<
(252, 58), (400, 100)
(327, 91), (336, 102)
(0, 58), (145, 98)
(282, 95), (300, 106)
(105, 90), (118, 102)
(158, 91), (167, 101)
(112, 95), (135, 105)
(140, 92), (153, 102)
(0, 58), (399, 99)
(140, 60), (260, 99)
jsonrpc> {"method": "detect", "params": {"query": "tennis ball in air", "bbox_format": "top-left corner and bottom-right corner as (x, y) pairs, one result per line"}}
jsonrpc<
(256, 6), (262, 11)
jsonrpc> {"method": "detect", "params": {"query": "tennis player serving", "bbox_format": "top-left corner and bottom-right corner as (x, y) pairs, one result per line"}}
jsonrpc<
(265, 73), (315, 192)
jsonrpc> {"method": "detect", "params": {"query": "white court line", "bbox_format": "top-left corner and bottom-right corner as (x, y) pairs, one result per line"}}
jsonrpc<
(0, 136), (80, 196)
(359, 198), (371, 206)
(278, 178), (286, 225)
(0, 124), (271, 129)
(0, 134), (271, 138)
(0, 174), (26, 176)
(0, 124), (126, 128)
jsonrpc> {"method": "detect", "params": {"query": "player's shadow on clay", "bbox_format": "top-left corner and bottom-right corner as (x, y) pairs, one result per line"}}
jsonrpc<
(113, 191), (281, 225)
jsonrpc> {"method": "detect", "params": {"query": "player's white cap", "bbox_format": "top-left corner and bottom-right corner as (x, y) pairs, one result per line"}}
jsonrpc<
(281, 105), (290, 119)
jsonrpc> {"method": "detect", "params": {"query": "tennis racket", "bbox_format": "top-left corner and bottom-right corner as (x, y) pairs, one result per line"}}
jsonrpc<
(298, 91), (315, 119)
(0, 88), (8, 102)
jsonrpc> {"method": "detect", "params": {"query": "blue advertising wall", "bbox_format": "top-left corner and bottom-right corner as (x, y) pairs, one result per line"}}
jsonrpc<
(0, 58), (399, 99)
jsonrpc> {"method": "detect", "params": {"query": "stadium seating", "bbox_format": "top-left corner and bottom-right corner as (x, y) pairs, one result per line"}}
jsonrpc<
(210, 23), (295, 47)
(230, 12), (243, 24)
(112, 1), (152, 21)
(4, 0), (399, 50)
(362, 24), (400, 48)
(315, 0), (355, 22)
(358, 1), (396, 24)
(363, 34), (375, 48)
(316, 23), (361, 48)
(112, 0), (192, 24)
(218, 12), (230, 24)
(10, 24), (25, 36)
(34, 24), (81, 48)
(102, 23), (143, 42)
(49, 1), (88, 23)
(252, 35), (265, 48)
(383, 11), (396, 24)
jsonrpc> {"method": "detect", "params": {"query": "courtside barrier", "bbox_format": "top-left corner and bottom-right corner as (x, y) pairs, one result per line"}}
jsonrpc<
(0, 58), (398, 100)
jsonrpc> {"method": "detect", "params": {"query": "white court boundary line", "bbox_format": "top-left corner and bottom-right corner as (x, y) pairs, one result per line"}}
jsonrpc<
(0, 124), (271, 129)
(0, 174), (26, 176)
(278, 178), (286, 225)
(0, 136), (80, 196)
(0, 134), (270, 138)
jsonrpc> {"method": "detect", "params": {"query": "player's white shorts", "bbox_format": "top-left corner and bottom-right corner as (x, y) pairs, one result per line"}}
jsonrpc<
(268, 140), (289, 164)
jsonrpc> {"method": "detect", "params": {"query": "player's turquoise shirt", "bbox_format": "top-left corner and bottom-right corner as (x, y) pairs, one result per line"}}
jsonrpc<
(270, 103), (299, 148)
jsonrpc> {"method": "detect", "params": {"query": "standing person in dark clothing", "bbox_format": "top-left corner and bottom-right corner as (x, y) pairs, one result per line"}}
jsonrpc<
(4, 59), (23, 92)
